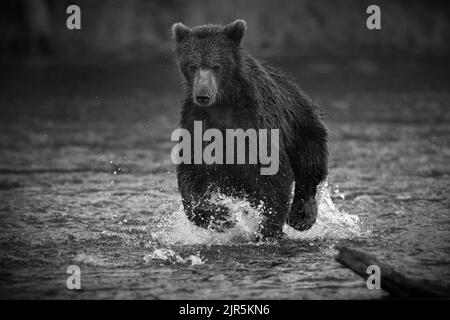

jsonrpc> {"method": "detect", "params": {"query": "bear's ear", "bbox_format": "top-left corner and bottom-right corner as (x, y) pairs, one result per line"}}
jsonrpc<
(172, 22), (191, 43)
(223, 19), (246, 44)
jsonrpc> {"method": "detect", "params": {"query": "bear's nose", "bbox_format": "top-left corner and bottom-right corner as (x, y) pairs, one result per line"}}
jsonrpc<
(195, 95), (210, 105)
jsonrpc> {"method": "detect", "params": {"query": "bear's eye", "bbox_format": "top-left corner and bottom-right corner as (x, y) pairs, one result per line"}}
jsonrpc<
(188, 64), (198, 74)
(212, 64), (222, 72)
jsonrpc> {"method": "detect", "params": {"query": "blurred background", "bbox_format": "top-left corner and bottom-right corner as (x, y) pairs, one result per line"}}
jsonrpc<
(0, 0), (449, 299)
(1, 0), (449, 61)
(0, 0), (449, 122)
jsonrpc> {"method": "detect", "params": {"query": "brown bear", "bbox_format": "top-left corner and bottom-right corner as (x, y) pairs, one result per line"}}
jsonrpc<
(172, 20), (328, 239)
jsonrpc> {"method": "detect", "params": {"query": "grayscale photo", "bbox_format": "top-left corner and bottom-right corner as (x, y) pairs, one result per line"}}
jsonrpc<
(0, 0), (449, 306)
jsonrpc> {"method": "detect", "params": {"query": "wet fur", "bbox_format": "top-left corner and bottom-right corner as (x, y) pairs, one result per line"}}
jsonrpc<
(173, 21), (328, 238)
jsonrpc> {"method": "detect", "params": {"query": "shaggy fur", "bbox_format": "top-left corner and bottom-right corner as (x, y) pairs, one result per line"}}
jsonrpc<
(172, 20), (328, 238)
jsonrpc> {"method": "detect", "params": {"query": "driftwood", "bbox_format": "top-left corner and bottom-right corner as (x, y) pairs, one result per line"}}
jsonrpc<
(335, 246), (449, 298)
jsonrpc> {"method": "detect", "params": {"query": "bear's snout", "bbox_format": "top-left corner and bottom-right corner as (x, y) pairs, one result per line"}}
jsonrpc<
(193, 69), (217, 106)
(195, 95), (210, 105)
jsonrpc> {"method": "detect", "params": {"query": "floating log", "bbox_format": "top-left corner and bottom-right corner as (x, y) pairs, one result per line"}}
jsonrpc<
(335, 246), (449, 298)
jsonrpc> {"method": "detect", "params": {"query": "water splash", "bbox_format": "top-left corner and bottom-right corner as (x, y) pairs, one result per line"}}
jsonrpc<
(284, 181), (362, 240)
(151, 195), (263, 245)
(143, 248), (206, 266)
(150, 181), (361, 246)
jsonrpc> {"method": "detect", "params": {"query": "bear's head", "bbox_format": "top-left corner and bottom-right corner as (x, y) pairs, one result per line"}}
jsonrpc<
(172, 20), (247, 107)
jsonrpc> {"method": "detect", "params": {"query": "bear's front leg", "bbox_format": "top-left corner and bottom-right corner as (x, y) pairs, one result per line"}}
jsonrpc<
(246, 174), (292, 240)
(177, 164), (233, 231)
(287, 123), (328, 231)
(288, 189), (319, 231)
(256, 196), (290, 240)
(189, 201), (235, 231)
